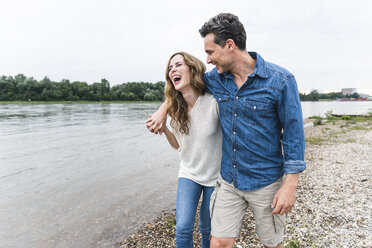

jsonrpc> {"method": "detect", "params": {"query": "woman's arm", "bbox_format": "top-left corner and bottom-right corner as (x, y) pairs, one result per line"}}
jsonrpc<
(163, 126), (179, 150)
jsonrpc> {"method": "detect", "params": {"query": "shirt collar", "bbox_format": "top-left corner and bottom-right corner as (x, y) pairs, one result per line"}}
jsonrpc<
(221, 51), (268, 80)
(248, 51), (268, 79)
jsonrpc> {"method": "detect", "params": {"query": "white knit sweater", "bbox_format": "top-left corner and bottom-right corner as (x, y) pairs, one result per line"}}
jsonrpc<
(172, 93), (222, 186)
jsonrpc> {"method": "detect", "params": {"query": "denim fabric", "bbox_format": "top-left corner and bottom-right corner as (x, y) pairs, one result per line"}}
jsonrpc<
(176, 177), (214, 248)
(203, 52), (306, 191)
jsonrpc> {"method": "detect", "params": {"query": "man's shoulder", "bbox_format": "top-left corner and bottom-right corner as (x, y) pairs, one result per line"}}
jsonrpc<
(261, 58), (299, 92)
(264, 60), (293, 80)
(205, 68), (220, 80)
(203, 68), (226, 94)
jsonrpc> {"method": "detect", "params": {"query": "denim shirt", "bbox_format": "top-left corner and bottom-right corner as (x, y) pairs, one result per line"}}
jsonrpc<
(203, 52), (306, 191)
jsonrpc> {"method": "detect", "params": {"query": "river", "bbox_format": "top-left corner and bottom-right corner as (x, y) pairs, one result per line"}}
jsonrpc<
(0, 101), (371, 247)
(0, 102), (179, 248)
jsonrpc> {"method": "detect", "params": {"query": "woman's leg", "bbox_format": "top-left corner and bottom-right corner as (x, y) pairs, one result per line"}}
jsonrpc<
(199, 185), (214, 248)
(176, 178), (203, 248)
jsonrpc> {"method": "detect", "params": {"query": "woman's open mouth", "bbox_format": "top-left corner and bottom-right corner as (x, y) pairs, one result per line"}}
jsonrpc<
(173, 75), (182, 84)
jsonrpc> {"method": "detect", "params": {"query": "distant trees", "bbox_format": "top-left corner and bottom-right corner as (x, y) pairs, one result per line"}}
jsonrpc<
(0, 74), (165, 101)
(1, 74), (362, 102)
(110, 81), (164, 101)
(318, 91), (343, 100)
(350, 92), (361, 99)
(299, 90), (362, 101)
(300, 90), (320, 101)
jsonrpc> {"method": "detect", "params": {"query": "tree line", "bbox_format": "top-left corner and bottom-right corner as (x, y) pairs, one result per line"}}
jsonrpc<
(1, 74), (360, 102)
(0, 74), (165, 101)
(299, 90), (360, 101)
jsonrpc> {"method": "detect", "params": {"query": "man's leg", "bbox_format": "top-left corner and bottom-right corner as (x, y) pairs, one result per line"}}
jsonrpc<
(210, 236), (235, 248)
(209, 178), (247, 248)
(264, 244), (282, 248)
(244, 177), (286, 248)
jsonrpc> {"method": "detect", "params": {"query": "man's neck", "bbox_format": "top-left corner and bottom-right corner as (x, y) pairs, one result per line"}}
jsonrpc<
(230, 51), (256, 89)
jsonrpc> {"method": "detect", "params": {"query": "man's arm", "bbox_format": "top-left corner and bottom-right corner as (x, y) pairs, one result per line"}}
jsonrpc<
(146, 101), (168, 134)
(272, 173), (298, 214)
(272, 74), (306, 215)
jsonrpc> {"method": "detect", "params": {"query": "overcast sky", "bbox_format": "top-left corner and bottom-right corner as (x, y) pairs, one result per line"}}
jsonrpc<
(1, 0), (371, 94)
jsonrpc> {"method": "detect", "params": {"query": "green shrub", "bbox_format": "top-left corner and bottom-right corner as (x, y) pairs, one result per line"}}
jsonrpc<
(287, 239), (301, 248)
(308, 115), (323, 125)
(167, 218), (176, 228)
(325, 110), (333, 118)
(349, 126), (368, 131)
(306, 137), (325, 145)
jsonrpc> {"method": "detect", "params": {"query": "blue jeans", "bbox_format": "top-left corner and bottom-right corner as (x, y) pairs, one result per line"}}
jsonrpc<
(176, 177), (214, 248)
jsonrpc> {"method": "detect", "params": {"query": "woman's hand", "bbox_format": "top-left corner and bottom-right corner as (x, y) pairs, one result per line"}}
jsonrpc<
(146, 102), (167, 134)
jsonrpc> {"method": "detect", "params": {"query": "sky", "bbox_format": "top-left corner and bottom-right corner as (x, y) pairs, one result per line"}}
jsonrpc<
(1, 0), (372, 94)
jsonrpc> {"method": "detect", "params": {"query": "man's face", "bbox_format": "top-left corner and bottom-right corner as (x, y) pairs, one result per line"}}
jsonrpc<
(204, 33), (231, 74)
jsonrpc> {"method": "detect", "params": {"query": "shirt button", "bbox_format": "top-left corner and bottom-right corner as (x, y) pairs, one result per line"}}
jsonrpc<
(234, 113), (237, 116)
(236, 96), (239, 99)
(234, 149), (236, 152)
(233, 131), (236, 135)
(218, 98), (221, 101)
(233, 165), (236, 168)
(253, 106), (257, 109)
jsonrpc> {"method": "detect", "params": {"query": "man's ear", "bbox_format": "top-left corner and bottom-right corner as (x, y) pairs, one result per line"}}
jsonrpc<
(225, 39), (235, 52)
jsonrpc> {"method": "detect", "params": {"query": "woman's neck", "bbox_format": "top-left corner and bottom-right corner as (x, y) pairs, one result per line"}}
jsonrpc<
(180, 88), (199, 112)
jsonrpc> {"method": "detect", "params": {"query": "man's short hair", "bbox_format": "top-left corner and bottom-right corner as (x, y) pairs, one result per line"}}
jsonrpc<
(199, 13), (246, 51)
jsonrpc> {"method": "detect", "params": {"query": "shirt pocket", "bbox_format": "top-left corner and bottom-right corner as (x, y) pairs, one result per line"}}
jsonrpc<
(244, 98), (270, 125)
(215, 92), (230, 117)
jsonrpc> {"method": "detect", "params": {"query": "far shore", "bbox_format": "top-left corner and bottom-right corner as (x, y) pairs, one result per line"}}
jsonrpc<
(0, 100), (162, 104)
(0, 99), (363, 104)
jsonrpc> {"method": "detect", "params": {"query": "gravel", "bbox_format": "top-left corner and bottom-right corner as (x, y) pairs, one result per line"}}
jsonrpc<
(120, 119), (372, 248)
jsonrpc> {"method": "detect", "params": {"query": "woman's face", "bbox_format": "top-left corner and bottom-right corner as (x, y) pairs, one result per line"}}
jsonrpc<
(168, 54), (191, 92)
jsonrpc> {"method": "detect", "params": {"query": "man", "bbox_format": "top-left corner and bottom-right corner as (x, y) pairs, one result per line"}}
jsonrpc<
(147, 13), (306, 248)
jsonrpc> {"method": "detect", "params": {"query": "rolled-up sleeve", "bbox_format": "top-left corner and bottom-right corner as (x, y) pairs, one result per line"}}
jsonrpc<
(277, 75), (306, 174)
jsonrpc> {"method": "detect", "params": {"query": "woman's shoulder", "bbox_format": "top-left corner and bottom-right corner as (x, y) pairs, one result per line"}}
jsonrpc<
(198, 93), (218, 111)
(200, 92), (216, 102)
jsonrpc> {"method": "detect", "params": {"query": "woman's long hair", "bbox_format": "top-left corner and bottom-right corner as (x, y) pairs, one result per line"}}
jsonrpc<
(165, 52), (206, 135)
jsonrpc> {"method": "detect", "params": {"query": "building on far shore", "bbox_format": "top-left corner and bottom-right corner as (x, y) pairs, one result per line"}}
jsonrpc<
(342, 88), (357, 95)
(359, 93), (369, 99)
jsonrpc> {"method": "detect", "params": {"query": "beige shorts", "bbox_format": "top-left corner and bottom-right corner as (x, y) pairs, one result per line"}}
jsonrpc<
(210, 176), (286, 247)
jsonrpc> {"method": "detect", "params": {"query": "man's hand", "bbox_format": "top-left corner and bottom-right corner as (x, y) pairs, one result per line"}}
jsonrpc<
(146, 102), (167, 134)
(271, 173), (299, 215)
(146, 114), (166, 134)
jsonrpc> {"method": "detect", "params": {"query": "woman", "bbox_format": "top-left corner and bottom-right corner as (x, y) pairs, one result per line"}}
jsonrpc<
(148, 52), (221, 248)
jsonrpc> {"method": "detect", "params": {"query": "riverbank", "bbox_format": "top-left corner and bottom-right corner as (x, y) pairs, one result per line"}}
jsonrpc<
(119, 118), (372, 248)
